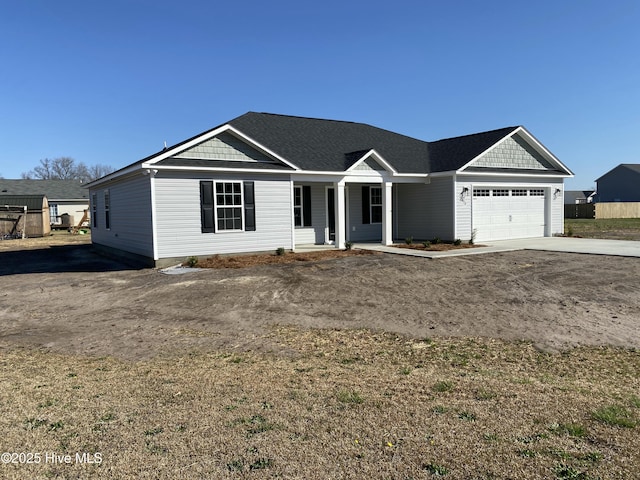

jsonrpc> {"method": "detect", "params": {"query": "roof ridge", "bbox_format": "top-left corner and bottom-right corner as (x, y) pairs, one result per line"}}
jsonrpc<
(431, 126), (520, 143)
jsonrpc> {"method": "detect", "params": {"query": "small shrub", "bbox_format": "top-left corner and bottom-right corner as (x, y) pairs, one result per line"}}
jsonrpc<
(422, 241), (431, 248)
(275, 247), (286, 256)
(344, 241), (353, 251)
(453, 238), (462, 246)
(186, 256), (198, 267)
(469, 229), (477, 245)
(566, 225), (574, 237)
(405, 236), (413, 245)
(432, 237), (441, 244)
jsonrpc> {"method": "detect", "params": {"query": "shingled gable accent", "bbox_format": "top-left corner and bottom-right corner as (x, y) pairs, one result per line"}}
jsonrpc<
(345, 149), (397, 174)
(143, 124), (299, 171)
(454, 126), (573, 176)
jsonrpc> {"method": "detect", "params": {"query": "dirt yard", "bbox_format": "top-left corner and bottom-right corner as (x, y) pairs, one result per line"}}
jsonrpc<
(1, 233), (639, 479)
(1, 233), (639, 359)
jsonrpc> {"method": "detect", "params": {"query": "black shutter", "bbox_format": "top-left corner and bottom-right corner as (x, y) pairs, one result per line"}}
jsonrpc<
(200, 181), (215, 233)
(362, 186), (370, 224)
(302, 185), (312, 227)
(244, 181), (256, 231)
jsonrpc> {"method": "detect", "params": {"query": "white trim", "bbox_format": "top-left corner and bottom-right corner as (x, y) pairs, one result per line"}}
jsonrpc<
(289, 180), (296, 251)
(369, 185), (383, 224)
(457, 170), (570, 178)
(213, 180), (245, 233)
(324, 186), (335, 245)
(143, 125), (299, 170)
(456, 127), (573, 177)
(345, 149), (397, 174)
(145, 165), (296, 175)
(149, 172), (159, 261)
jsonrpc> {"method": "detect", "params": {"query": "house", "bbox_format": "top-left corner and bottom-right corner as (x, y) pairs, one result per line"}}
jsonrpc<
(87, 112), (573, 267)
(564, 190), (595, 205)
(0, 194), (50, 237)
(595, 164), (640, 202)
(0, 179), (89, 227)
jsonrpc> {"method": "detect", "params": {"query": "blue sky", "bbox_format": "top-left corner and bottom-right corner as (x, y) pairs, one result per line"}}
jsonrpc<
(1, 0), (638, 189)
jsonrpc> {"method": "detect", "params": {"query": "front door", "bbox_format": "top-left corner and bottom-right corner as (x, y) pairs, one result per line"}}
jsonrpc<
(327, 188), (335, 243)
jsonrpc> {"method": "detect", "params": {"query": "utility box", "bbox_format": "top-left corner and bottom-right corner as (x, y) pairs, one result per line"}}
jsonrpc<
(60, 213), (74, 228)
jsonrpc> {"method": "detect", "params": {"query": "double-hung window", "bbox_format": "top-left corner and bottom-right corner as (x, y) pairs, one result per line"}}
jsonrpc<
(215, 182), (243, 231)
(200, 180), (256, 233)
(293, 185), (312, 227)
(370, 186), (382, 224)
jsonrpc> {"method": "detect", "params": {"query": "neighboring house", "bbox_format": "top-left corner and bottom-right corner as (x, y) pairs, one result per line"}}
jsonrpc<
(564, 190), (596, 204)
(0, 194), (50, 237)
(87, 112), (573, 267)
(0, 179), (89, 226)
(595, 164), (640, 202)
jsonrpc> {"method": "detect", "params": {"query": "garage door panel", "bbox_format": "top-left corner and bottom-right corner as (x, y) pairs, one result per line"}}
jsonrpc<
(472, 187), (546, 241)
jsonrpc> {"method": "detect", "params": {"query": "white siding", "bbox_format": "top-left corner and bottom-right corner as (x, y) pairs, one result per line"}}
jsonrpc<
(455, 180), (473, 241)
(293, 183), (328, 245)
(348, 184), (382, 242)
(154, 173), (292, 258)
(396, 177), (455, 241)
(90, 174), (154, 257)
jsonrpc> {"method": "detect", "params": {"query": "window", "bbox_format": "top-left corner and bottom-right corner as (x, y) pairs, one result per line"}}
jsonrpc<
(292, 186), (312, 227)
(530, 189), (545, 196)
(104, 190), (111, 229)
(200, 181), (256, 233)
(512, 189), (527, 196)
(370, 186), (382, 223)
(50, 204), (59, 224)
(492, 189), (509, 197)
(473, 188), (490, 197)
(215, 182), (243, 231)
(91, 193), (98, 228)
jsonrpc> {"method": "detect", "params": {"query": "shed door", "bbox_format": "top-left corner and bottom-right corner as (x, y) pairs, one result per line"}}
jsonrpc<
(472, 187), (546, 242)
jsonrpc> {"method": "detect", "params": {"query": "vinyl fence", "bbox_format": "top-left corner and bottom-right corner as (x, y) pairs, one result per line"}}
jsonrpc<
(595, 202), (640, 219)
(564, 203), (595, 219)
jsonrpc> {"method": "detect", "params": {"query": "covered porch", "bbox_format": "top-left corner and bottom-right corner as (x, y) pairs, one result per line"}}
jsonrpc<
(291, 157), (430, 249)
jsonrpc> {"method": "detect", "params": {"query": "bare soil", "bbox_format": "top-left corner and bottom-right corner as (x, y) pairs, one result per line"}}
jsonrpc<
(1, 233), (640, 478)
(1, 232), (639, 359)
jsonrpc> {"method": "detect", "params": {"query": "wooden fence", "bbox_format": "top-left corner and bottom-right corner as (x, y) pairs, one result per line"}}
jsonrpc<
(595, 202), (640, 219)
(564, 204), (595, 219)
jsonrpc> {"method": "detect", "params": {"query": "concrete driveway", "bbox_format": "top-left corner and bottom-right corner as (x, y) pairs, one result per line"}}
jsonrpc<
(355, 237), (640, 259)
(486, 237), (640, 258)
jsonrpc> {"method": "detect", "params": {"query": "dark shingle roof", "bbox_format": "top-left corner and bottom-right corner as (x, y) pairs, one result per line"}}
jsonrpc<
(226, 112), (522, 174)
(0, 180), (88, 200)
(228, 112), (433, 173)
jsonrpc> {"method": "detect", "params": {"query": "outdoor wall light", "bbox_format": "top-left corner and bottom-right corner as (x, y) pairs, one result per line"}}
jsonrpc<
(553, 188), (562, 199)
(459, 187), (470, 201)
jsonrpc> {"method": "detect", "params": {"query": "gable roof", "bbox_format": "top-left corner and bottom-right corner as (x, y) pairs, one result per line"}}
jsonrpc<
(89, 112), (571, 186)
(596, 164), (640, 182)
(228, 112), (432, 173)
(0, 180), (88, 201)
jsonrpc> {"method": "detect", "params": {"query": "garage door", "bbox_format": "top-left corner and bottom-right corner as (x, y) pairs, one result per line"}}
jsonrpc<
(472, 187), (546, 242)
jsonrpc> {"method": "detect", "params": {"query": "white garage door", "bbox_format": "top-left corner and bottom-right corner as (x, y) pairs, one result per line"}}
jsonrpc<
(472, 187), (546, 242)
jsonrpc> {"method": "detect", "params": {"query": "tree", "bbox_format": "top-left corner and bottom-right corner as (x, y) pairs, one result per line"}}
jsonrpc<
(21, 158), (115, 182)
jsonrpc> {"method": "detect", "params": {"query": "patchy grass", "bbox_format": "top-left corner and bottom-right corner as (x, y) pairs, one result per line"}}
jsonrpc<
(564, 218), (640, 240)
(186, 248), (377, 269)
(1, 327), (639, 478)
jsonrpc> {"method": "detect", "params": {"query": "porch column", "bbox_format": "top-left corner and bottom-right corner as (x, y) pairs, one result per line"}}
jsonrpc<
(335, 181), (346, 249)
(382, 181), (393, 246)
